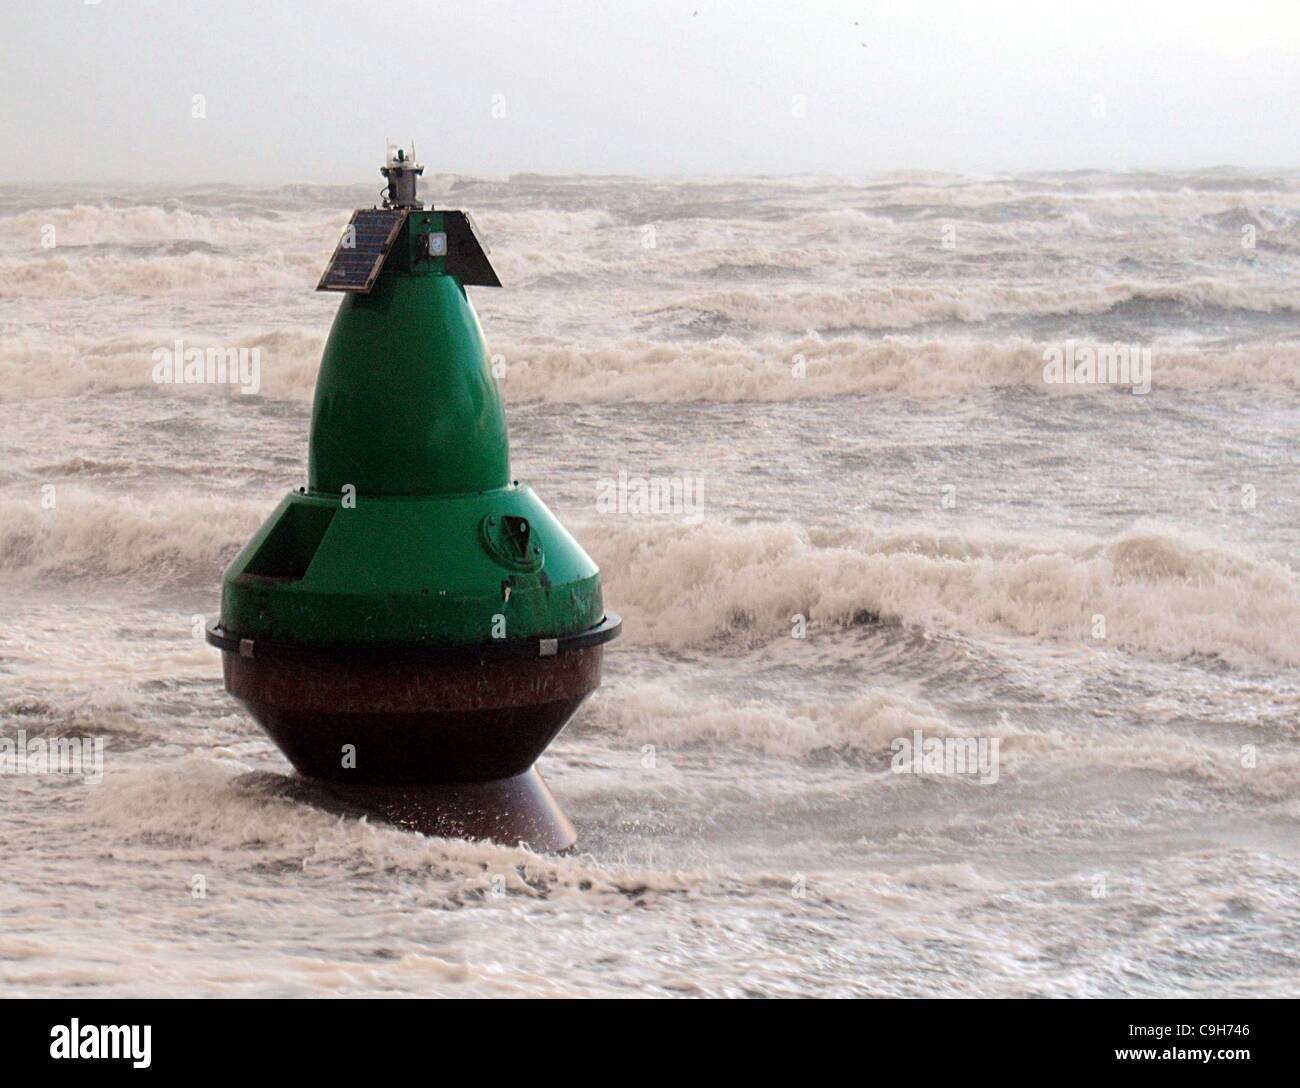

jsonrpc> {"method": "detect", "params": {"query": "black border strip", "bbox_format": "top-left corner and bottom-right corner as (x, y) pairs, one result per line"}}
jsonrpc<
(8, 996), (1287, 1072)
(205, 613), (621, 663)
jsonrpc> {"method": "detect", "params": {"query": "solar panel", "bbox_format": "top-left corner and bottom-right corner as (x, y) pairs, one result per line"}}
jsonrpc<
(316, 209), (408, 293)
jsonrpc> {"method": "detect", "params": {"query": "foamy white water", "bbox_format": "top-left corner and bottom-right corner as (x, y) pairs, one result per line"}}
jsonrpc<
(2, 171), (1298, 997)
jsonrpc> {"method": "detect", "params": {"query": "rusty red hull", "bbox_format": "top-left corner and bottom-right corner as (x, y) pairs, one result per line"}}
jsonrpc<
(219, 645), (603, 850)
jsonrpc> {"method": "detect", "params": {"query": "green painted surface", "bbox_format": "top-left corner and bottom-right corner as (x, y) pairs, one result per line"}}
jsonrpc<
(219, 233), (606, 650)
(394, 210), (449, 276)
(308, 271), (509, 497)
(221, 486), (603, 647)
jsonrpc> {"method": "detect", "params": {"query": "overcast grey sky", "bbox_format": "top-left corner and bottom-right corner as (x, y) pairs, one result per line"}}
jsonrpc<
(2, 0), (1296, 183)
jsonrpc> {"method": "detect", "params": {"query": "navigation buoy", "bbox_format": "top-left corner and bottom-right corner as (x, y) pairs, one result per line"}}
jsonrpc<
(207, 145), (620, 851)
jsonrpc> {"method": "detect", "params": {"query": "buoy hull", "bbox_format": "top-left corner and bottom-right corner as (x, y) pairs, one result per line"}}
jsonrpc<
(312, 768), (578, 853)
(220, 645), (600, 851)
(221, 645), (602, 786)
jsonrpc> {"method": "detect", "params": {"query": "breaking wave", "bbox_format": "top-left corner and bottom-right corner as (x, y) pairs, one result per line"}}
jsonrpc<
(662, 280), (1300, 333)
(4, 327), (1297, 404)
(85, 757), (725, 903)
(494, 335), (1300, 400)
(0, 489), (263, 583)
(0, 327), (326, 402)
(1, 204), (342, 247)
(589, 683), (1300, 796)
(588, 518), (1300, 668)
(3, 489), (1295, 669)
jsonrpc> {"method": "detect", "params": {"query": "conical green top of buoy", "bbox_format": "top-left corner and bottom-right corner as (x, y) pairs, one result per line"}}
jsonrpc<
(211, 154), (616, 653)
(309, 231), (509, 497)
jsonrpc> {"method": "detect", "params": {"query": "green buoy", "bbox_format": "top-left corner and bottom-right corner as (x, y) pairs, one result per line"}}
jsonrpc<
(207, 145), (620, 851)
